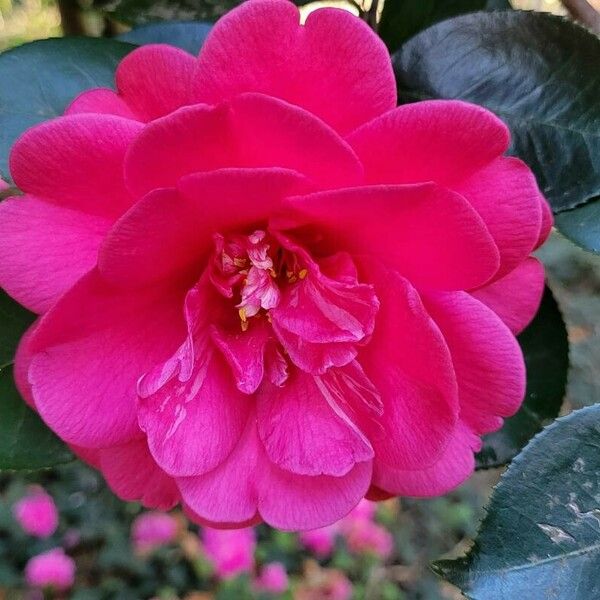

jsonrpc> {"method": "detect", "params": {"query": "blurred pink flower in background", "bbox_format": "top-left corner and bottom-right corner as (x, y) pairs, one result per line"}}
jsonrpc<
(297, 567), (353, 600)
(0, 177), (8, 191)
(201, 527), (256, 580)
(299, 525), (338, 559)
(13, 487), (58, 538)
(339, 499), (393, 558)
(24, 548), (75, 591)
(131, 511), (178, 553)
(254, 561), (289, 594)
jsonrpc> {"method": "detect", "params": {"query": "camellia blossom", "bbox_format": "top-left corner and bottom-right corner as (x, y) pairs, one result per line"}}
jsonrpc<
(201, 527), (256, 579)
(0, 0), (551, 530)
(24, 548), (75, 591)
(254, 562), (289, 594)
(131, 511), (178, 552)
(13, 487), (59, 538)
(300, 525), (338, 558)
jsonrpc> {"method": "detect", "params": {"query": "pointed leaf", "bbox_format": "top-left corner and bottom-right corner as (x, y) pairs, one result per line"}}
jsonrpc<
(435, 404), (600, 600)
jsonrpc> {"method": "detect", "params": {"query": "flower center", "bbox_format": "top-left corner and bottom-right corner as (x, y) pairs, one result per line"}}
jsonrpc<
(209, 229), (307, 331)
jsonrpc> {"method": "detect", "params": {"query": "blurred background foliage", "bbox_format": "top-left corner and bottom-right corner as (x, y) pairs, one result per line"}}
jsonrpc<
(1, 0), (599, 598)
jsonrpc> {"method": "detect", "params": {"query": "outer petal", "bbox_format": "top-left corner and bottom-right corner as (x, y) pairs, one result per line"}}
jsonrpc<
(14, 320), (38, 408)
(423, 291), (526, 436)
(359, 265), (460, 470)
(123, 94), (362, 199)
(279, 183), (500, 291)
(373, 423), (479, 497)
(99, 168), (309, 287)
(257, 369), (374, 477)
(0, 196), (110, 313)
(27, 270), (185, 447)
(471, 258), (545, 334)
(453, 157), (542, 278)
(66, 88), (138, 120)
(347, 100), (510, 185)
(536, 197), (554, 248)
(115, 44), (197, 121)
(10, 114), (142, 218)
(194, 0), (396, 134)
(178, 420), (372, 531)
(99, 439), (180, 510)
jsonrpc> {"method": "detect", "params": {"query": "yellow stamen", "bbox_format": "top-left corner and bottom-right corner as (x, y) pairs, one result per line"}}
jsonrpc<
(298, 269), (308, 280)
(233, 257), (248, 267)
(239, 307), (247, 322)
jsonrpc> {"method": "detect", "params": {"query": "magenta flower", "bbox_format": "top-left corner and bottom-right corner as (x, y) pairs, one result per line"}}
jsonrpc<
(13, 487), (58, 538)
(131, 511), (178, 552)
(254, 562), (289, 594)
(1, 0), (551, 530)
(201, 527), (256, 580)
(300, 525), (338, 559)
(24, 549), (75, 591)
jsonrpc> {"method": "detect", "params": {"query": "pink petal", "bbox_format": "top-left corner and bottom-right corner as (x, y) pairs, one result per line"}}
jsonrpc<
(0, 195), (110, 313)
(66, 88), (138, 120)
(536, 197), (554, 248)
(211, 319), (274, 394)
(257, 368), (374, 477)
(471, 258), (545, 334)
(115, 44), (197, 121)
(279, 183), (500, 291)
(373, 422), (479, 497)
(178, 420), (372, 531)
(454, 157), (542, 278)
(138, 349), (251, 477)
(347, 100), (509, 185)
(423, 291), (526, 436)
(194, 0), (396, 134)
(137, 276), (251, 477)
(123, 94), (362, 199)
(10, 114), (142, 218)
(28, 269), (185, 447)
(359, 264), (460, 470)
(14, 321), (38, 408)
(99, 439), (179, 510)
(99, 168), (309, 287)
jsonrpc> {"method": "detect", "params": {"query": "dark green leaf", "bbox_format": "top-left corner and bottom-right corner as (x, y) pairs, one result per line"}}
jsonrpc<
(118, 20), (212, 54)
(0, 367), (72, 470)
(378, 0), (511, 53)
(435, 404), (600, 600)
(0, 38), (135, 179)
(0, 290), (35, 368)
(393, 11), (600, 213)
(555, 197), (600, 254)
(476, 286), (568, 468)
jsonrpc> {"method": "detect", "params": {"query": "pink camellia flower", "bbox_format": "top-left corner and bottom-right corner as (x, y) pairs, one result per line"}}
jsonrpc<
(254, 562), (289, 594)
(131, 511), (178, 552)
(300, 524), (338, 558)
(201, 527), (256, 579)
(13, 487), (58, 538)
(24, 548), (75, 591)
(338, 499), (392, 558)
(1, 0), (551, 530)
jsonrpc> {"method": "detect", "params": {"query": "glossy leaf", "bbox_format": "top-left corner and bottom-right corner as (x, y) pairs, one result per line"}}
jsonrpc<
(118, 20), (212, 54)
(0, 367), (73, 470)
(435, 404), (600, 600)
(0, 38), (135, 179)
(476, 286), (568, 469)
(378, 0), (511, 53)
(555, 198), (600, 254)
(393, 11), (600, 214)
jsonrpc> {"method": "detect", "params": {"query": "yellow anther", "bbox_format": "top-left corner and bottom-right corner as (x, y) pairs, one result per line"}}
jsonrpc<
(239, 307), (247, 322)
(241, 320), (249, 332)
(298, 269), (308, 280)
(233, 257), (248, 267)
